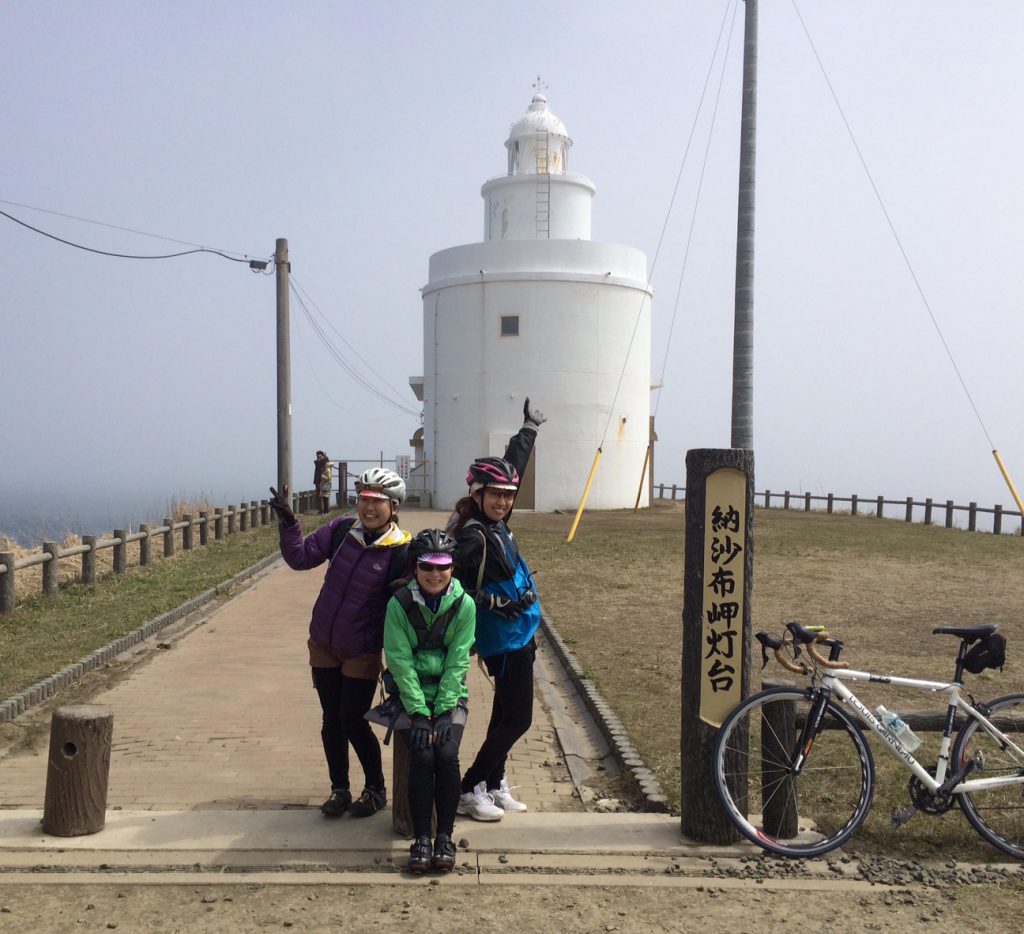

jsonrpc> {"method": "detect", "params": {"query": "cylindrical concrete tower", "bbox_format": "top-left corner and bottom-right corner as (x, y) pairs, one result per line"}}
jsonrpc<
(422, 93), (652, 511)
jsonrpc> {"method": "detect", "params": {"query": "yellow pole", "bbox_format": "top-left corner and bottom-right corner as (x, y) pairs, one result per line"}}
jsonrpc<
(633, 444), (652, 512)
(992, 450), (1024, 521)
(567, 448), (603, 543)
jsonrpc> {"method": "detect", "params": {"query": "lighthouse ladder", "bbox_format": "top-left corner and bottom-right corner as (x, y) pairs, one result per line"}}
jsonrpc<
(535, 131), (550, 239)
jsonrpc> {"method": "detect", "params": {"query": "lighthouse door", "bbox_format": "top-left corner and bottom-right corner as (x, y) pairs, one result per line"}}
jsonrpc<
(516, 448), (536, 510)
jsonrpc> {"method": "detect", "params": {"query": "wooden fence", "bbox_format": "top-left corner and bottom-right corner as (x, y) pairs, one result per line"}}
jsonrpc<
(0, 489), (322, 616)
(653, 485), (1023, 535)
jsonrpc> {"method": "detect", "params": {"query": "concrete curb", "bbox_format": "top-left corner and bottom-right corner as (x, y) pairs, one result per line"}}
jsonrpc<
(539, 610), (670, 813)
(0, 551), (283, 725)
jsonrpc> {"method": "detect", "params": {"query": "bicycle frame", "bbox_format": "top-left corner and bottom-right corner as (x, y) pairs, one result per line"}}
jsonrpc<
(815, 667), (1024, 795)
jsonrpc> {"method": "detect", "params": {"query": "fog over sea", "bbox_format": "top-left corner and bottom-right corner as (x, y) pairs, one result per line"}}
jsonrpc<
(0, 487), (265, 548)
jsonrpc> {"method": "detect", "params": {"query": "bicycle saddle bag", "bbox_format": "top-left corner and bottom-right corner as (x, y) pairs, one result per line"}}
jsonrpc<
(963, 632), (1007, 673)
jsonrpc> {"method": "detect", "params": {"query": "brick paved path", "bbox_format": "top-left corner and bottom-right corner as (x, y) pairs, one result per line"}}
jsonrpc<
(0, 511), (579, 815)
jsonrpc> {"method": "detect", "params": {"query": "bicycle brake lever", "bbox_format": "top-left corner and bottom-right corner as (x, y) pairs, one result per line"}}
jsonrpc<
(760, 643), (770, 669)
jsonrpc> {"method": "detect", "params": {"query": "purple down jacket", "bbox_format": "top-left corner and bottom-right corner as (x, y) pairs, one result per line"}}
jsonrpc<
(279, 517), (411, 659)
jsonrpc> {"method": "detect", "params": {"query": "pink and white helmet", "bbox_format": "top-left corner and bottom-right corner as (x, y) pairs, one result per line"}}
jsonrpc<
(466, 456), (519, 493)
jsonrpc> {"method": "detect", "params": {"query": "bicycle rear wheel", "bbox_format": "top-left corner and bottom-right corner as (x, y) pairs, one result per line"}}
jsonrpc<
(953, 693), (1024, 860)
(713, 687), (875, 858)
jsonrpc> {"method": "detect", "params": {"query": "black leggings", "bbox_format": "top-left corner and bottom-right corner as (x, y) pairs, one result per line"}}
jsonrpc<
(400, 724), (465, 837)
(462, 642), (535, 792)
(312, 668), (384, 793)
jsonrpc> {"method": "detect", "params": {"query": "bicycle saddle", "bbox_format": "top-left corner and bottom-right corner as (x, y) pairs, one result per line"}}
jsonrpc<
(932, 623), (999, 641)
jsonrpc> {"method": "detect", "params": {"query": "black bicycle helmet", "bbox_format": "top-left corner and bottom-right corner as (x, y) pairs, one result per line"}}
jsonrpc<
(411, 528), (457, 562)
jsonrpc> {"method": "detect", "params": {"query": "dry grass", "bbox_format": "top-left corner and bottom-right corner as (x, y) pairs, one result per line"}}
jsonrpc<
(1, 497), (243, 601)
(513, 503), (1024, 860)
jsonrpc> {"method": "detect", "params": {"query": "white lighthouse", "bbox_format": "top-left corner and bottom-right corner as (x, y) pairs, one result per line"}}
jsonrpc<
(417, 92), (652, 511)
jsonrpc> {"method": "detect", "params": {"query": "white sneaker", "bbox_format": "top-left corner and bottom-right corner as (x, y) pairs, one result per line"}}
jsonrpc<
(492, 778), (528, 812)
(457, 782), (504, 821)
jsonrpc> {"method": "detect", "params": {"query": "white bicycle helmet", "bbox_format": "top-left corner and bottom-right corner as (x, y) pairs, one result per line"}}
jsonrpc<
(356, 467), (406, 505)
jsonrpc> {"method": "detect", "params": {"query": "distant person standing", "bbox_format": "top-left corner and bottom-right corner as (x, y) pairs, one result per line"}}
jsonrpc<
(448, 398), (546, 821)
(314, 451), (333, 515)
(269, 469), (411, 819)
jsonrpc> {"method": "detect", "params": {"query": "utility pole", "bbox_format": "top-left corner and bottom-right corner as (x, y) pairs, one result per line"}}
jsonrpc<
(275, 238), (292, 506)
(731, 0), (757, 449)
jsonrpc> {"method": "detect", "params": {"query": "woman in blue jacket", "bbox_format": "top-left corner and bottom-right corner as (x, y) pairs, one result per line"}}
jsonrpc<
(448, 399), (545, 821)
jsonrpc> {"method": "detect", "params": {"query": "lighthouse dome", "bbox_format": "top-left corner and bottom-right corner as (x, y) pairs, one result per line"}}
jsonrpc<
(507, 93), (569, 140)
(504, 92), (573, 176)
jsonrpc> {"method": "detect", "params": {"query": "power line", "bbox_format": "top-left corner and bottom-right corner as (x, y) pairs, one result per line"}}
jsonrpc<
(791, 0), (995, 450)
(291, 275), (422, 413)
(289, 281), (421, 418)
(0, 207), (268, 266)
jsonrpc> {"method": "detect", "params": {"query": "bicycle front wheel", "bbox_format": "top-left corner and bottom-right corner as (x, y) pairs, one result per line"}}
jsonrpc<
(713, 687), (875, 858)
(953, 693), (1024, 860)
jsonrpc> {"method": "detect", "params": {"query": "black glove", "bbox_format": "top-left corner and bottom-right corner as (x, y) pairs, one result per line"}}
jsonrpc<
(432, 712), (453, 746)
(477, 593), (520, 620)
(268, 485), (296, 526)
(409, 715), (432, 750)
(523, 397), (547, 428)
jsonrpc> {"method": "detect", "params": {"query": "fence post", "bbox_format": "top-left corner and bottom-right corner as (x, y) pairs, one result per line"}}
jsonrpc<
(42, 542), (60, 596)
(804, 492), (811, 511)
(945, 500), (954, 529)
(671, 484), (677, 501)
(82, 535), (97, 584)
(199, 511), (209, 546)
(182, 515), (194, 550)
(994, 505), (1003, 535)
(1, 552), (16, 614)
(760, 678), (798, 837)
(214, 509), (224, 540)
(827, 493), (834, 514)
(764, 489), (771, 508)
(227, 506), (236, 535)
(783, 491), (790, 510)
(905, 497), (913, 523)
(924, 498), (933, 526)
(239, 502), (249, 533)
(851, 495), (858, 516)
(338, 462), (348, 507)
(250, 500), (258, 528)
(113, 530), (127, 574)
(260, 501), (270, 525)
(139, 525), (151, 566)
(876, 496), (884, 519)
(968, 502), (978, 532)
(163, 518), (175, 558)
(658, 483), (664, 499)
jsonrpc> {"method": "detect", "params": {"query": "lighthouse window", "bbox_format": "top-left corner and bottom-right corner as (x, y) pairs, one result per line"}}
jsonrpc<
(500, 315), (520, 337)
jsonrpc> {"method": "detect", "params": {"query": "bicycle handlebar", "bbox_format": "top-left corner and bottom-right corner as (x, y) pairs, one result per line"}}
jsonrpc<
(756, 623), (848, 673)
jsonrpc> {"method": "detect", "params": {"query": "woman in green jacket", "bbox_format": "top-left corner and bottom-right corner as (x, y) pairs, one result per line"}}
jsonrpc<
(383, 528), (475, 874)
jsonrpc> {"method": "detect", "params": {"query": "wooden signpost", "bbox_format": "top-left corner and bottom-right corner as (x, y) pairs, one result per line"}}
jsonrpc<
(680, 448), (754, 843)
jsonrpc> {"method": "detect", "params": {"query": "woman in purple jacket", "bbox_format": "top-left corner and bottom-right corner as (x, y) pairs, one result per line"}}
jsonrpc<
(270, 469), (411, 819)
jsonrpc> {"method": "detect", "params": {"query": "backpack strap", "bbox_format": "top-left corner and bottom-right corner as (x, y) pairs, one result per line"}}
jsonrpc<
(395, 587), (459, 653)
(329, 517), (357, 559)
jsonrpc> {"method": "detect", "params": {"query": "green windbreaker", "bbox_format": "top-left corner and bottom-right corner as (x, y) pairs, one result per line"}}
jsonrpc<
(382, 578), (475, 718)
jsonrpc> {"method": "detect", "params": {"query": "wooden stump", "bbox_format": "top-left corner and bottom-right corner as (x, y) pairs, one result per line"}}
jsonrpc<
(390, 731), (436, 839)
(42, 704), (114, 836)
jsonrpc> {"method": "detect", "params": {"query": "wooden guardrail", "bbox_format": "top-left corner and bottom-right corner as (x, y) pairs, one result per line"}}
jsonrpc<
(653, 485), (1022, 535)
(0, 489), (322, 615)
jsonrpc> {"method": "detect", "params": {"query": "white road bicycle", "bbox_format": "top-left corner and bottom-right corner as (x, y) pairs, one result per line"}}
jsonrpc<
(712, 621), (1022, 859)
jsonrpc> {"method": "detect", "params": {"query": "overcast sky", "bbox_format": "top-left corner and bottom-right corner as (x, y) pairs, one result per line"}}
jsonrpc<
(3, 0), (1023, 536)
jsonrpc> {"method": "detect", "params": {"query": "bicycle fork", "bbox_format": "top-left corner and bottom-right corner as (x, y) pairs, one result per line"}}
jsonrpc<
(789, 690), (832, 775)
